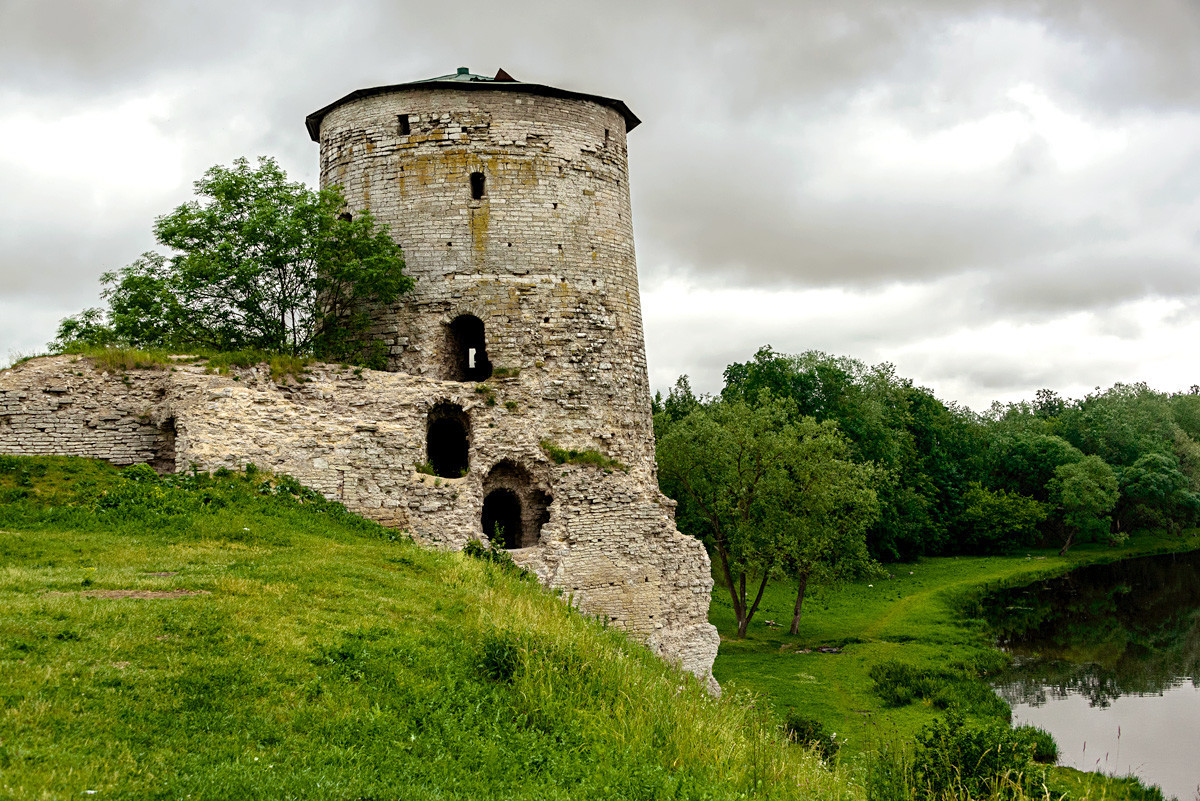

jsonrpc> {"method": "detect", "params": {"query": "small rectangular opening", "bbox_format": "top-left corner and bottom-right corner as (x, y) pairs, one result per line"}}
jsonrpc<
(470, 171), (485, 200)
(398, 114), (411, 135)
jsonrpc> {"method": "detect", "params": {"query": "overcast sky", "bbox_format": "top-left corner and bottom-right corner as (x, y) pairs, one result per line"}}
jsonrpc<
(3, 0), (1199, 411)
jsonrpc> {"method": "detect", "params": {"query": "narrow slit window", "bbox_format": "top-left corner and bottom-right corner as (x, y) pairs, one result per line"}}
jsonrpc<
(398, 114), (411, 135)
(470, 171), (485, 200)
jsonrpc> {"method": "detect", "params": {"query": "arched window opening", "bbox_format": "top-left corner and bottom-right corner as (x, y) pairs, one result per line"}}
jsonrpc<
(481, 460), (552, 549)
(482, 489), (523, 549)
(470, 171), (486, 200)
(426, 403), (470, 477)
(444, 314), (492, 381)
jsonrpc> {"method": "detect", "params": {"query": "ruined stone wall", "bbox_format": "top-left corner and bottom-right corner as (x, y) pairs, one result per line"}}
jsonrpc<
(0, 357), (175, 469)
(315, 87), (655, 467)
(0, 356), (719, 687)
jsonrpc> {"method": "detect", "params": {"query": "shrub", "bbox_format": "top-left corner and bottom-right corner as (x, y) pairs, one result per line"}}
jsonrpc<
(783, 711), (839, 761)
(539, 439), (628, 472)
(912, 709), (1038, 800)
(1013, 724), (1058, 764)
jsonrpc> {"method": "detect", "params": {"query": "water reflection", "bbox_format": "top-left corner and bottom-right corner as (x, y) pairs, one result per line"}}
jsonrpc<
(983, 551), (1200, 800)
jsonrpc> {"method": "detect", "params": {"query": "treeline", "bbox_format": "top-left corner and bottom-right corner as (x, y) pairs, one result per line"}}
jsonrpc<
(653, 346), (1200, 634)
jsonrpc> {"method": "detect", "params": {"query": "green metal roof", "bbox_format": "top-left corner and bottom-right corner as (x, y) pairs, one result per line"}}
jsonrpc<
(306, 67), (640, 141)
(411, 67), (496, 83)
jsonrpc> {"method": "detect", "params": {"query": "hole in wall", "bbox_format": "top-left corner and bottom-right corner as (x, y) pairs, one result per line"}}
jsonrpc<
(398, 114), (411, 135)
(470, 171), (486, 200)
(481, 460), (551, 549)
(426, 403), (470, 477)
(443, 314), (492, 381)
(338, 212), (352, 222)
(150, 417), (177, 475)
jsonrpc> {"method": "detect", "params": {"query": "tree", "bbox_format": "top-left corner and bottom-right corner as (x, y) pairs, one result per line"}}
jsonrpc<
(53, 156), (410, 366)
(1049, 455), (1118, 554)
(656, 395), (879, 637)
(956, 483), (1047, 553)
(773, 435), (879, 634)
(1118, 452), (1200, 534)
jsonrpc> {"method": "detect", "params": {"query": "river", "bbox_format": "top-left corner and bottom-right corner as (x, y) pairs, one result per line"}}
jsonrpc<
(982, 551), (1200, 801)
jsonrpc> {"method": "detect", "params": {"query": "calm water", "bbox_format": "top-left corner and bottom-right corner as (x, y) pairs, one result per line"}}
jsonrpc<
(983, 551), (1200, 801)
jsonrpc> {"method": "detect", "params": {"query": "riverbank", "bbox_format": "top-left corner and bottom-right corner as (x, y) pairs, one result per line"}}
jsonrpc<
(709, 532), (1200, 794)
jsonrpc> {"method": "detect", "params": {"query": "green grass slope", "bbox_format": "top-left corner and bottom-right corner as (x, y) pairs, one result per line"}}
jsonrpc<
(0, 456), (852, 801)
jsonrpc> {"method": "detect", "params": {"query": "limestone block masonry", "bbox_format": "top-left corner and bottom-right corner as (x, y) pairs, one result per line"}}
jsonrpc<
(0, 71), (720, 689)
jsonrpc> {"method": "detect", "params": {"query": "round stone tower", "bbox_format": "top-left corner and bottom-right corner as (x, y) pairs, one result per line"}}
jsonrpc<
(306, 70), (720, 686)
(306, 67), (654, 466)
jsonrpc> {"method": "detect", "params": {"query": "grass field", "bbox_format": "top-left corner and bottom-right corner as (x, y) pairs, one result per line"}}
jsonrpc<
(1, 454), (1185, 800)
(0, 455), (858, 800)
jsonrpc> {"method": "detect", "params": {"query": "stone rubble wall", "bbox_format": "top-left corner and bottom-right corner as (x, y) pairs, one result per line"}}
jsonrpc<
(0, 355), (719, 689)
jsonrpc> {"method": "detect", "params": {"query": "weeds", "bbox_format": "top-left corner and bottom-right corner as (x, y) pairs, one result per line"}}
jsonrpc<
(540, 439), (628, 472)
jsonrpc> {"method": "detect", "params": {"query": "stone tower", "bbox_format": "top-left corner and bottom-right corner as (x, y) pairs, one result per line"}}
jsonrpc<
(305, 68), (655, 469)
(0, 69), (719, 686)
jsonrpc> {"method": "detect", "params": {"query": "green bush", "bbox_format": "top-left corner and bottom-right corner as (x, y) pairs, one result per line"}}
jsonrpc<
(1013, 724), (1058, 764)
(783, 711), (839, 761)
(912, 710), (1039, 800)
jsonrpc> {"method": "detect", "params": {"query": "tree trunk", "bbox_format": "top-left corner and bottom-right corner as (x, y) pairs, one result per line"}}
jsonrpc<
(789, 571), (810, 636)
(1059, 528), (1075, 556)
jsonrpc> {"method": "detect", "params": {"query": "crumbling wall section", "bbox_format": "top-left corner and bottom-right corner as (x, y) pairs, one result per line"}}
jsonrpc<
(0, 356), (178, 470)
(0, 356), (718, 688)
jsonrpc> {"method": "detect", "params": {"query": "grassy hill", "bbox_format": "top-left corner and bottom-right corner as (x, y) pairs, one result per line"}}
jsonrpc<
(0, 456), (849, 800)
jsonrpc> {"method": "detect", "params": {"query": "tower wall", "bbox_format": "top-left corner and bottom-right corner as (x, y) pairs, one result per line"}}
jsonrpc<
(316, 87), (654, 465)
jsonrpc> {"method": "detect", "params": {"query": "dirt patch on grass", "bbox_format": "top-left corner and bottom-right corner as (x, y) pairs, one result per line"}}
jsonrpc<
(49, 588), (210, 599)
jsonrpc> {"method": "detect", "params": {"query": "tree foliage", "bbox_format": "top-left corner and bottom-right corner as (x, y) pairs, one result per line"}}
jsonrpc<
(658, 347), (1200, 571)
(53, 157), (410, 366)
(656, 395), (879, 637)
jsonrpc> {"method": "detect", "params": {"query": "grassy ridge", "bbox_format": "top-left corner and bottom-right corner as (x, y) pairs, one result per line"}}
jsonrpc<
(0, 456), (851, 800)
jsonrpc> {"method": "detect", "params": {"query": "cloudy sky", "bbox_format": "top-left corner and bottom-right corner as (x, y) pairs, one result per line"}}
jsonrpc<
(3, 0), (1199, 411)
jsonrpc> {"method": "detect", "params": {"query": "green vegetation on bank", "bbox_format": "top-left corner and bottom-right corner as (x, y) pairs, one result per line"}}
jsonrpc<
(707, 532), (1197, 799)
(0, 455), (852, 800)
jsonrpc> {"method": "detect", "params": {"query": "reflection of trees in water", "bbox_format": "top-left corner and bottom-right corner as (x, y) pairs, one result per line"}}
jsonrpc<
(983, 551), (1200, 706)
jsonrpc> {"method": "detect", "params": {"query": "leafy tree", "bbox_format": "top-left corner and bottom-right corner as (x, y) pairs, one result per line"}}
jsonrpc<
(1056, 383), (1176, 468)
(1118, 452), (1200, 534)
(956, 483), (1047, 554)
(774, 436), (879, 634)
(53, 156), (410, 366)
(656, 396), (878, 637)
(1049, 455), (1119, 554)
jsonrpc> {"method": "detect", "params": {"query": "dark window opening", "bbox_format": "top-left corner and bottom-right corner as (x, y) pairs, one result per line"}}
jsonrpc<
(470, 171), (486, 200)
(426, 403), (470, 477)
(604, 128), (610, 146)
(150, 417), (177, 475)
(481, 461), (551, 549)
(338, 212), (352, 222)
(444, 314), (492, 381)
(482, 489), (523, 548)
(398, 114), (411, 135)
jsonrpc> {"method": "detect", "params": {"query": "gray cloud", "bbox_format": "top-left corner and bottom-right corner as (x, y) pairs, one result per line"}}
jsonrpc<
(3, 0), (1200, 408)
